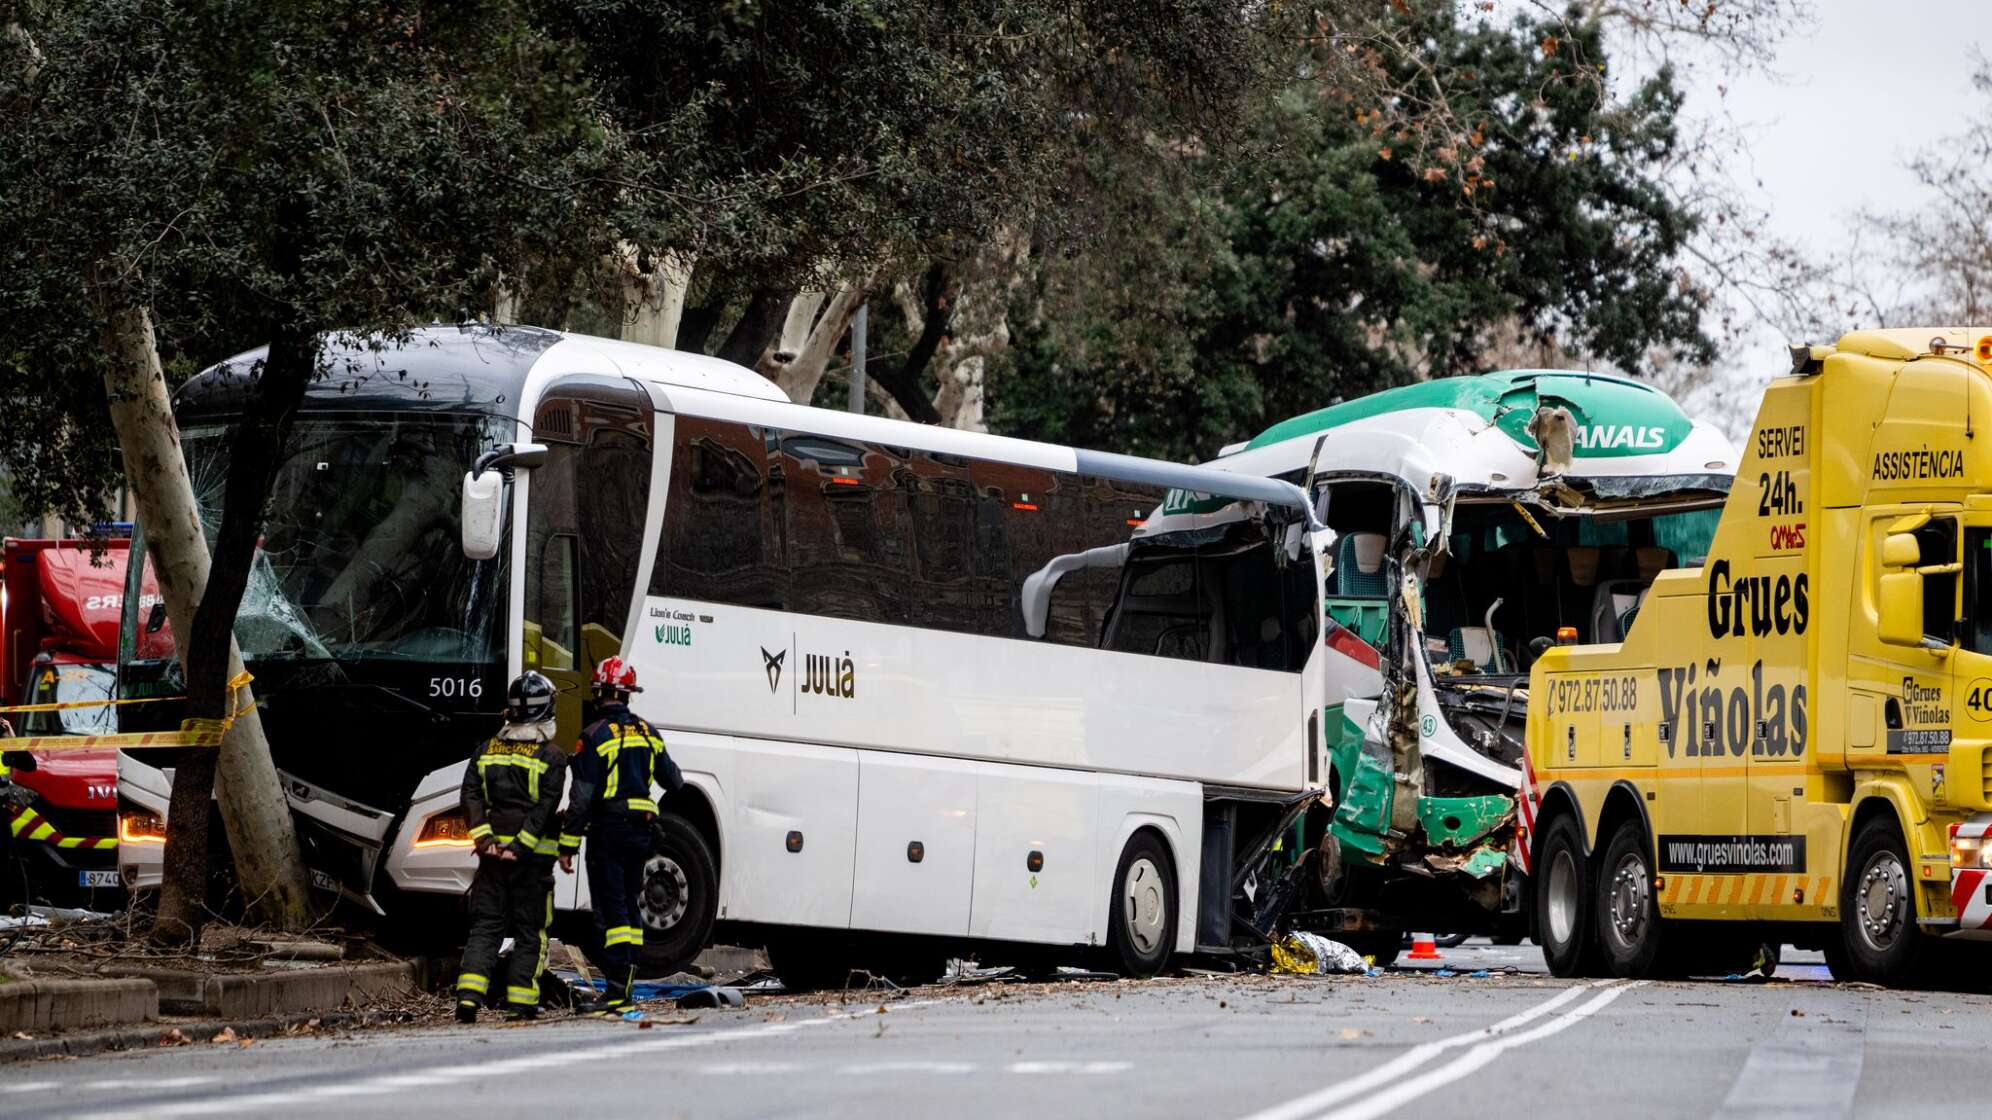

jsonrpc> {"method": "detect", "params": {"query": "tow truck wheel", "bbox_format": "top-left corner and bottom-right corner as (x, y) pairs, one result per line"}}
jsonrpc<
(1107, 832), (1176, 977)
(1838, 816), (1924, 987)
(1535, 814), (1602, 977)
(1595, 820), (1669, 978)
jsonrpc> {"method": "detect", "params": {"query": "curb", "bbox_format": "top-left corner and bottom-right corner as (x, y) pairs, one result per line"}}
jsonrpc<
(97, 961), (417, 1018)
(0, 979), (158, 1034)
(0, 1007), (404, 1064)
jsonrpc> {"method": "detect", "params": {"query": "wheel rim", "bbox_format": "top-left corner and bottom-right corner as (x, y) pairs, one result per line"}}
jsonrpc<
(1606, 849), (1649, 951)
(1546, 847), (1580, 947)
(1122, 857), (1166, 956)
(1855, 849), (1909, 954)
(641, 854), (690, 932)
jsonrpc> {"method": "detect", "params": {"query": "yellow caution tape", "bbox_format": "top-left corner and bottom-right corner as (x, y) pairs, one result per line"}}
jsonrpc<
(2, 672), (254, 752)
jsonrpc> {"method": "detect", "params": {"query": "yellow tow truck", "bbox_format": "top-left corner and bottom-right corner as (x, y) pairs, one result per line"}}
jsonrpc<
(1524, 326), (1992, 985)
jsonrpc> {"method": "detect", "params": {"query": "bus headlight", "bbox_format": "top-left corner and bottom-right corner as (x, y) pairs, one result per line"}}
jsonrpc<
(118, 808), (167, 845)
(414, 811), (473, 849)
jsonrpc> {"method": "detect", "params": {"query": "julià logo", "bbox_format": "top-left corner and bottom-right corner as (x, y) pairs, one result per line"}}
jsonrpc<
(803, 651), (856, 699)
(760, 647), (786, 694)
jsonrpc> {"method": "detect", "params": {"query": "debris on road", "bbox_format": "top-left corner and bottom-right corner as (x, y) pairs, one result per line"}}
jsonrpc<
(1270, 932), (1368, 975)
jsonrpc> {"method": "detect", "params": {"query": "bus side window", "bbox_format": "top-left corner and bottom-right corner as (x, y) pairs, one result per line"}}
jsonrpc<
(653, 417), (788, 610)
(907, 454), (978, 634)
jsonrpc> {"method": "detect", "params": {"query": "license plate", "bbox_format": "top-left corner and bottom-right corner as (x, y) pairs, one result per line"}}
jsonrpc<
(78, 870), (121, 888)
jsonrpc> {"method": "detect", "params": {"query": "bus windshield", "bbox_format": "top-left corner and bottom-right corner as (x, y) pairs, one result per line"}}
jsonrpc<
(133, 413), (510, 666)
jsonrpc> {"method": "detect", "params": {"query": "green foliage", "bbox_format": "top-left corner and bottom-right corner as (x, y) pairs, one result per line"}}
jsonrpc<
(996, 6), (1714, 461)
(0, 0), (614, 523)
(528, 0), (1299, 317)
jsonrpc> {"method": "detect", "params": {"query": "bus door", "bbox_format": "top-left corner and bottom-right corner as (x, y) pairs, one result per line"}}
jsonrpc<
(524, 384), (656, 747)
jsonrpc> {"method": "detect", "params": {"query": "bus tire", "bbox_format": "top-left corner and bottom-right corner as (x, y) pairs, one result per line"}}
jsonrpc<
(1535, 814), (1601, 978)
(1838, 814), (1924, 987)
(1107, 832), (1176, 977)
(636, 815), (719, 979)
(1595, 819), (1669, 978)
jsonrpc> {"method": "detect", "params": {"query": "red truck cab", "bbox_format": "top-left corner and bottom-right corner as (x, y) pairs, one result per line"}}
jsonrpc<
(2, 537), (135, 902)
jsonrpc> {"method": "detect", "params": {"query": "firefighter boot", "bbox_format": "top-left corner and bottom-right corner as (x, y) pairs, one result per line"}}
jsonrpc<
(455, 1000), (479, 1025)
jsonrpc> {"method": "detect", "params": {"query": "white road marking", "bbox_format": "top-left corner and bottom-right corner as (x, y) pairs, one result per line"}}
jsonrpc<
(840, 1060), (977, 1075)
(1008, 1060), (1132, 1075)
(3, 1084), (58, 1094)
(1315, 981), (1645, 1120)
(66, 1000), (942, 1119)
(697, 1061), (804, 1075)
(1234, 981), (1630, 1120)
(1711, 1000), (1867, 1120)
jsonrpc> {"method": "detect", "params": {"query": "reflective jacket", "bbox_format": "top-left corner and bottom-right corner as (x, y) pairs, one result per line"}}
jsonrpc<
(460, 722), (568, 859)
(563, 703), (682, 853)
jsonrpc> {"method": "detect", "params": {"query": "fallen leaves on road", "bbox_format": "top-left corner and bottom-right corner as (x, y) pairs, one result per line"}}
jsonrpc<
(1413, 1016), (1431, 1024)
(1340, 1028), (1372, 1040)
(211, 1027), (237, 1044)
(12, 1031), (32, 1041)
(158, 1028), (190, 1047)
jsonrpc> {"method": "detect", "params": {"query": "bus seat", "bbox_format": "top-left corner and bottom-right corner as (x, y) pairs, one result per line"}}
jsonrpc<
(1635, 547), (1674, 581)
(1334, 532), (1389, 597)
(1565, 546), (1601, 588)
(1447, 627), (1513, 673)
(1590, 579), (1648, 643)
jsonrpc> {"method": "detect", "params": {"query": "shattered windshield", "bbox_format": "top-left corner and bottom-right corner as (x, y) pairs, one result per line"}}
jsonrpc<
(21, 663), (117, 736)
(145, 414), (511, 665)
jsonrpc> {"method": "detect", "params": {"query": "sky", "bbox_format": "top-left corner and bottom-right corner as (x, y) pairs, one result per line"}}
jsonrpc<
(1661, 0), (1988, 425)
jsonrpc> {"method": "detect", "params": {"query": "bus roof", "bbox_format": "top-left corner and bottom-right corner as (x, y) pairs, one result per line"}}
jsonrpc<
(177, 323), (790, 417)
(1210, 369), (1736, 499)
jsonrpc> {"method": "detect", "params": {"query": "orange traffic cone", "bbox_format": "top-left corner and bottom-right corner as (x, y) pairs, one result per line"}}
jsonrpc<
(1407, 933), (1444, 961)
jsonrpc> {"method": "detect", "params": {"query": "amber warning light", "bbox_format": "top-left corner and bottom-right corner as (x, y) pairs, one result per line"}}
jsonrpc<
(414, 811), (474, 849)
(1556, 626), (1579, 645)
(119, 809), (167, 845)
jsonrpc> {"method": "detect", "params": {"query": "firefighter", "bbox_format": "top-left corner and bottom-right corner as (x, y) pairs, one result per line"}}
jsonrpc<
(563, 656), (682, 1014)
(455, 671), (567, 1024)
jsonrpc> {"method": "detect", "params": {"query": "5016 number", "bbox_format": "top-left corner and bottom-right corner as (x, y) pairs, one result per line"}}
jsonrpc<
(428, 676), (483, 700)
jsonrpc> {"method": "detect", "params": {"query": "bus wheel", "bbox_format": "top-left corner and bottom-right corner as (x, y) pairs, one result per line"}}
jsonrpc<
(1108, 832), (1176, 977)
(1596, 820), (1668, 978)
(1535, 814), (1600, 977)
(636, 815), (719, 979)
(1839, 815), (1923, 987)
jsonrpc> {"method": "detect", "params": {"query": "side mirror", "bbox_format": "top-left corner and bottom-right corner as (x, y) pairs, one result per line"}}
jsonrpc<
(459, 442), (547, 561)
(461, 470), (505, 560)
(1881, 531), (1921, 568)
(1877, 531), (1925, 648)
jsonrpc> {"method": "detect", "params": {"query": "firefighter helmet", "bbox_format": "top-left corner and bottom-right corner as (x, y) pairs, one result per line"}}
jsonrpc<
(504, 671), (557, 724)
(592, 656), (642, 695)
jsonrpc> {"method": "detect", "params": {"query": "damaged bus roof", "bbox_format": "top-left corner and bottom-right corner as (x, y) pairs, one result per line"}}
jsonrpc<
(1210, 370), (1737, 503)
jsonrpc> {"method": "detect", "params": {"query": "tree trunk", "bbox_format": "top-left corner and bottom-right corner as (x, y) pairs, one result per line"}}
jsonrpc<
(773, 291), (827, 362)
(774, 285), (870, 404)
(618, 244), (692, 348)
(715, 286), (796, 369)
(873, 263), (953, 425)
(99, 304), (311, 942)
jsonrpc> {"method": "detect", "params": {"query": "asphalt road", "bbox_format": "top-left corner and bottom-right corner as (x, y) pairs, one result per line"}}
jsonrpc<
(9, 942), (1991, 1120)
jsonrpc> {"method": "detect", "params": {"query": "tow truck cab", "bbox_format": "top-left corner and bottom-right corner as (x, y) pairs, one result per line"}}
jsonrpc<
(1526, 327), (1992, 983)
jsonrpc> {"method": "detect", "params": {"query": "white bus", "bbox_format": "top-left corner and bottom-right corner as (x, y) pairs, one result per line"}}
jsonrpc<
(118, 324), (1333, 984)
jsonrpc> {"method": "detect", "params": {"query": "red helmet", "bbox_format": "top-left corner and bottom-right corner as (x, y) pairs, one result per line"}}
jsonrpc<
(592, 656), (641, 694)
